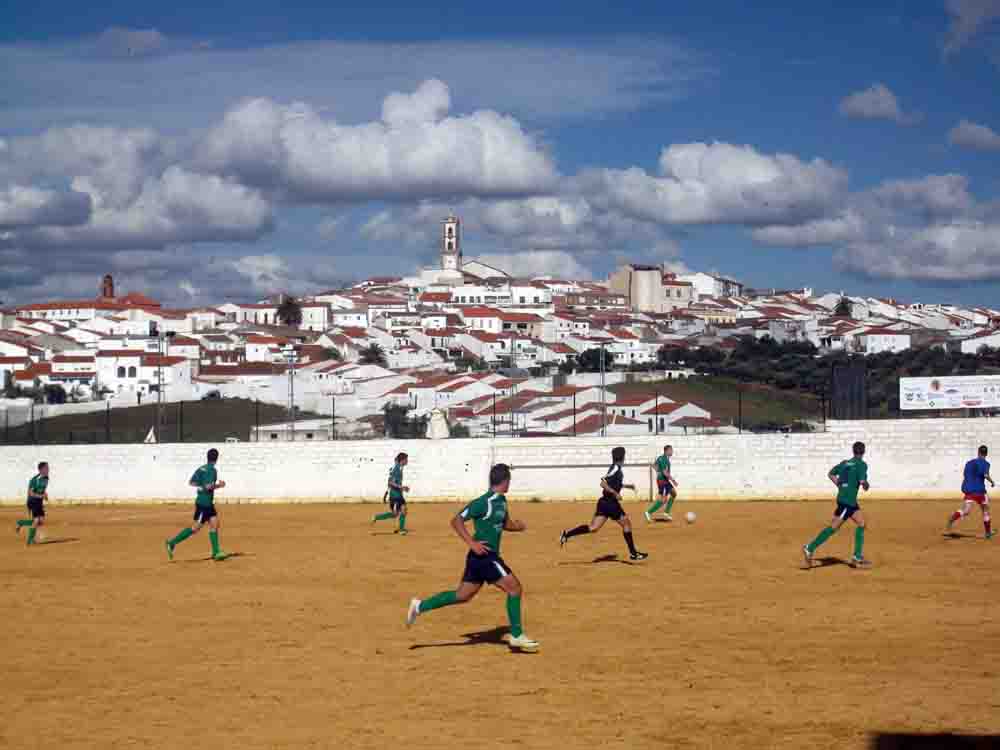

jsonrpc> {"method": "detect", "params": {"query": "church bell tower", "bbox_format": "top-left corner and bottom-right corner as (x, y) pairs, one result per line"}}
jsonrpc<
(441, 214), (461, 272)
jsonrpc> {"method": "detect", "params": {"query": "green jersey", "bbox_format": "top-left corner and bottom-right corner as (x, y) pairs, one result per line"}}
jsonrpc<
(388, 463), (404, 500)
(654, 455), (672, 481)
(28, 474), (48, 501)
(831, 457), (868, 507)
(191, 463), (218, 507)
(459, 490), (508, 554)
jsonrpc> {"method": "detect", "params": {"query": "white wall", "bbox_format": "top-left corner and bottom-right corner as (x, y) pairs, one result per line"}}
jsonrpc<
(0, 417), (996, 504)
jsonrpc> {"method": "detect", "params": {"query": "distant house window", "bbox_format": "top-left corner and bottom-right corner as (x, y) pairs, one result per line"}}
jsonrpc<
(117, 366), (125, 377)
(128, 366), (137, 378)
(306, 433), (314, 439)
(270, 433), (278, 440)
(519, 297), (525, 303)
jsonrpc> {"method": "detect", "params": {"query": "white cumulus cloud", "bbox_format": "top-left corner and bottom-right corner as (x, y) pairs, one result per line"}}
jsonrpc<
(948, 119), (1000, 151)
(838, 83), (920, 125)
(943, 0), (1000, 54)
(197, 80), (558, 202)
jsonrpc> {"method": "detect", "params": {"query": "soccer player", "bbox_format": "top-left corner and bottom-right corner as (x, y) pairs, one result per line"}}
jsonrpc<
(802, 441), (871, 569)
(165, 448), (229, 561)
(946, 445), (994, 539)
(405, 463), (539, 652)
(559, 446), (648, 561)
(16, 462), (50, 546)
(645, 444), (678, 522)
(371, 452), (409, 534)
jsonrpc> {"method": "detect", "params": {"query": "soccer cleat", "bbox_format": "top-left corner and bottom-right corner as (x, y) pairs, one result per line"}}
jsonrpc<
(559, 530), (568, 548)
(644, 511), (652, 523)
(629, 551), (649, 561)
(849, 556), (872, 569)
(406, 598), (421, 627)
(370, 515), (377, 525)
(212, 551), (230, 561)
(165, 540), (174, 561)
(396, 529), (408, 536)
(986, 531), (995, 540)
(664, 514), (673, 522)
(802, 545), (813, 569)
(508, 634), (540, 652)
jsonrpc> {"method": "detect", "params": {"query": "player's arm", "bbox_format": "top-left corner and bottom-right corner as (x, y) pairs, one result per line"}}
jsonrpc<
(600, 477), (622, 501)
(504, 515), (526, 532)
(987, 472), (995, 488)
(828, 465), (841, 487)
(860, 466), (870, 492)
(450, 512), (490, 555)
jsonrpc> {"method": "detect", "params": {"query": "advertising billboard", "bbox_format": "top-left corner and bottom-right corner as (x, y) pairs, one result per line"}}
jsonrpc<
(899, 375), (1000, 411)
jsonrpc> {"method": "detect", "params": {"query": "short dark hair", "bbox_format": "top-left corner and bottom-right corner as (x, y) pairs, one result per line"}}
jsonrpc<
(979, 445), (989, 457)
(490, 463), (511, 487)
(852, 441), (865, 456)
(396, 452), (408, 462)
(612, 446), (626, 463)
(37, 461), (48, 472)
(207, 448), (220, 463)
(664, 444), (673, 451)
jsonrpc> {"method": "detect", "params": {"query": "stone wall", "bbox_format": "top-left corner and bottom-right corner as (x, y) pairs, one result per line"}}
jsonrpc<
(0, 418), (993, 504)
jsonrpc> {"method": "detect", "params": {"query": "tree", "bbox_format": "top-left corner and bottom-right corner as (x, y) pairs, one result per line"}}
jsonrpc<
(276, 296), (303, 327)
(323, 347), (343, 361)
(359, 343), (388, 367)
(834, 296), (852, 317)
(576, 347), (616, 373)
(382, 403), (428, 439)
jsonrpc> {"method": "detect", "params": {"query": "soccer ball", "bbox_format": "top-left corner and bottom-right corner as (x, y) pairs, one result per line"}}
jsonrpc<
(685, 511), (697, 524)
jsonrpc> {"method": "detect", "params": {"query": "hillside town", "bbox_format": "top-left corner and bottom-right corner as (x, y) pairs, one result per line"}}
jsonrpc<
(2, 214), (1000, 440)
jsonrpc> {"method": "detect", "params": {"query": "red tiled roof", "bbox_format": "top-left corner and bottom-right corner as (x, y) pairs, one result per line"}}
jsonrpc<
(458, 306), (503, 318)
(556, 413), (642, 435)
(419, 292), (452, 303)
(140, 355), (187, 367)
(52, 355), (96, 363)
(642, 402), (685, 416)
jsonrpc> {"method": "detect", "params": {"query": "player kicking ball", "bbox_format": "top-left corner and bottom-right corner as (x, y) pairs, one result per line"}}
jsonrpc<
(802, 441), (871, 569)
(946, 445), (994, 539)
(405, 463), (539, 653)
(372, 452), (409, 535)
(645, 444), (678, 522)
(165, 448), (229, 561)
(560, 446), (648, 561)
(16, 462), (50, 546)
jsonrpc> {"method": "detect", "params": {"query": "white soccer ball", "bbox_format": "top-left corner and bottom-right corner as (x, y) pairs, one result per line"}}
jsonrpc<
(685, 511), (697, 524)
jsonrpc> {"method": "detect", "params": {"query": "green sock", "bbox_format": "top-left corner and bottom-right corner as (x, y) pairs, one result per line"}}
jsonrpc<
(17, 519), (33, 528)
(373, 512), (395, 521)
(27, 527), (37, 545)
(209, 530), (220, 556)
(169, 527), (194, 547)
(399, 513), (407, 531)
(853, 527), (865, 559)
(646, 500), (663, 515)
(418, 590), (458, 613)
(665, 496), (676, 514)
(506, 595), (523, 638)
(806, 526), (836, 554)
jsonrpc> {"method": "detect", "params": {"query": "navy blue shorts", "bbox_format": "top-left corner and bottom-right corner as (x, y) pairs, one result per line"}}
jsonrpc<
(193, 504), (218, 524)
(595, 497), (626, 521)
(462, 550), (513, 585)
(27, 499), (45, 519)
(389, 496), (406, 513)
(834, 503), (860, 521)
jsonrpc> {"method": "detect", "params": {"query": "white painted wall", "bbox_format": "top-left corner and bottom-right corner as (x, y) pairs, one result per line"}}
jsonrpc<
(0, 417), (997, 504)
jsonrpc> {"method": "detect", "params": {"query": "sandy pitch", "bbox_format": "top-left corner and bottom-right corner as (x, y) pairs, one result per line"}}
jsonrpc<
(2, 500), (998, 749)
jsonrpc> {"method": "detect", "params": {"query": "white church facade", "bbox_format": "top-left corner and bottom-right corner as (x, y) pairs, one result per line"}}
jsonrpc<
(400, 214), (511, 292)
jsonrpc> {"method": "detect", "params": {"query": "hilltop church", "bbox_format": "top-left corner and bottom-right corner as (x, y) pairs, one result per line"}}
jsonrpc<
(401, 214), (510, 290)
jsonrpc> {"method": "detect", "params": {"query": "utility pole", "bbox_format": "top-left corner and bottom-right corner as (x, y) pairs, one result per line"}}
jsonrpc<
(155, 329), (175, 442)
(599, 341), (608, 437)
(283, 344), (299, 441)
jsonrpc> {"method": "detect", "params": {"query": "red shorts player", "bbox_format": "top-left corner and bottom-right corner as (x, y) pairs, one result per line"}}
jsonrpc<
(946, 445), (994, 539)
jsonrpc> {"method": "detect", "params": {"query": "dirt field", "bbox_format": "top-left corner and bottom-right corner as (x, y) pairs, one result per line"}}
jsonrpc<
(2, 500), (998, 750)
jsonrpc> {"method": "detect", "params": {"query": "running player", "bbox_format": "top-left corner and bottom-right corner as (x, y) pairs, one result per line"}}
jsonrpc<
(405, 463), (539, 653)
(559, 446), (648, 561)
(645, 444), (678, 522)
(372, 452), (409, 534)
(946, 445), (994, 539)
(802, 441), (871, 569)
(165, 448), (229, 561)
(16, 462), (49, 546)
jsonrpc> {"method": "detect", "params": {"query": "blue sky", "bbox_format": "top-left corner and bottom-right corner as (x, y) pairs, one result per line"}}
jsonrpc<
(2, 1), (1000, 306)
